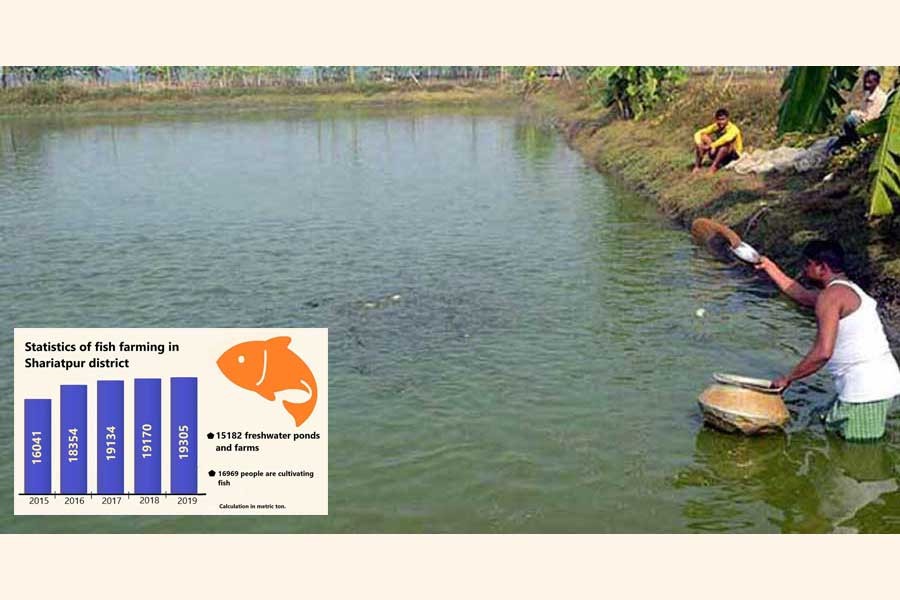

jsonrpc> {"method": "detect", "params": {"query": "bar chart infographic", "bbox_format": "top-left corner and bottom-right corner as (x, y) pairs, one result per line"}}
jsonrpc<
(14, 328), (327, 516)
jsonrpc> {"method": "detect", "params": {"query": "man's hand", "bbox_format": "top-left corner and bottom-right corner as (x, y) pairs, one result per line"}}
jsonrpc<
(771, 376), (790, 390)
(754, 255), (776, 274)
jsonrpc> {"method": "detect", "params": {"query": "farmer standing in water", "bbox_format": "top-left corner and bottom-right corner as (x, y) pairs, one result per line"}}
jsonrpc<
(756, 240), (900, 441)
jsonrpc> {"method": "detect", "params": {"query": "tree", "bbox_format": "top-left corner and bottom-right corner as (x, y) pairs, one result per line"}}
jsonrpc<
(587, 66), (686, 120)
(137, 66), (184, 85)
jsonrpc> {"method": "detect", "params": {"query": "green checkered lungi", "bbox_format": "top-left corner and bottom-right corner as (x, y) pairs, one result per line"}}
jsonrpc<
(825, 397), (894, 441)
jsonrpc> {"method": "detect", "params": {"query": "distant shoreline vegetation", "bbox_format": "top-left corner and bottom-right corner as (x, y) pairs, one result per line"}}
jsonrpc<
(0, 66), (537, 88)
(0, 80), (523, 115)
(0, 66), (540, 114)
(0, 66), (787, 115)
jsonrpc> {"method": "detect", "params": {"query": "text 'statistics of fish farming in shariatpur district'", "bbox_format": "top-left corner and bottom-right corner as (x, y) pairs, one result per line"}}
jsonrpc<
(13, 329), (328, 516)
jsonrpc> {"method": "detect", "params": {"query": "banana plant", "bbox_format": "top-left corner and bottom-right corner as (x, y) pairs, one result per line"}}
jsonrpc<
(777, 66), (858, 134)
(587, 66), (686, 120)
(858, 91), (900, 216)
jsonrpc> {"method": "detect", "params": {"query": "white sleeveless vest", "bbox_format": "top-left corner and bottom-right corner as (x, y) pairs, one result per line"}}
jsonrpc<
(825, 279), (900, 402)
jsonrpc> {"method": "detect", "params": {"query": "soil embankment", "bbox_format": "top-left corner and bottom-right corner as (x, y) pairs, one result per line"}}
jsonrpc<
(0, 80), (517, 117)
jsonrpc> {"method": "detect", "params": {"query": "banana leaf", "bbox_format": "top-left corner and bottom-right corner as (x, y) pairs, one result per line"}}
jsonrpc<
(858, 91), (900, 217)
(585, 66), (618, 85)
(586, 66), (684, 120)
(777, 66), (858, 134)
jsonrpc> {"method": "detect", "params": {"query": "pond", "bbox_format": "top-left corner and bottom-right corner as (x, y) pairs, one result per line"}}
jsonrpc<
(2, 107), (898, 532)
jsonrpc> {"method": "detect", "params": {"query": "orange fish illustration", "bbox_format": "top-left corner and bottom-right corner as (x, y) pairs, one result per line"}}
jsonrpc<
(217, 336), (318, 427)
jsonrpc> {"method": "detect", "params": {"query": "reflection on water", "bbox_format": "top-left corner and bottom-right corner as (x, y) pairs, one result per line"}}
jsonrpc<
(1, 109), (898, 532)
(675, 426), (900, 533)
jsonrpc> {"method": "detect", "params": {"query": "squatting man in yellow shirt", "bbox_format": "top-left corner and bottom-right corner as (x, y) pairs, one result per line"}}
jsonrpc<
(692, 108), (743, 174)
(755, 240), (900, 441)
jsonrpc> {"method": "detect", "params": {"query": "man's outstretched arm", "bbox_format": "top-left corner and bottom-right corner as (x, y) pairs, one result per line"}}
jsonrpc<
(694, 124), (717, 146)
(772, 292), (839, 389)
(755, 256), (819, 307)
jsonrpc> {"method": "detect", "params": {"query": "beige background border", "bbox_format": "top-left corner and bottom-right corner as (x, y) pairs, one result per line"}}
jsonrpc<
(1, 1), (898, 64)
(3, 0), (900, 596)
(2, 534), (900, 597)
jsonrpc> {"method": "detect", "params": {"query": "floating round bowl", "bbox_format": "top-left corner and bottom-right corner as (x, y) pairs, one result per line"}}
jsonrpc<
(698, 384), (789, 435)
(690, 218), (742, 248)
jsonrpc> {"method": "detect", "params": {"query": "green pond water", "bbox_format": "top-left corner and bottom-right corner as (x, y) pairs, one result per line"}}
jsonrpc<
(2, 108), (899, 533)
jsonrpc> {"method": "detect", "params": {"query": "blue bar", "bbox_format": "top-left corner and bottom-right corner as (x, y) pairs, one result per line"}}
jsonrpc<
(24, 399), (52, 494)
(97, 380), (124, 494)
(170, 377), (198, 494)
(60, 385), (88, 494)
(134, 379), (162, 494)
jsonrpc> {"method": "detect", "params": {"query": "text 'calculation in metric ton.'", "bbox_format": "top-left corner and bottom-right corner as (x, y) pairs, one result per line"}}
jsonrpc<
(15, 329), (328, 516)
